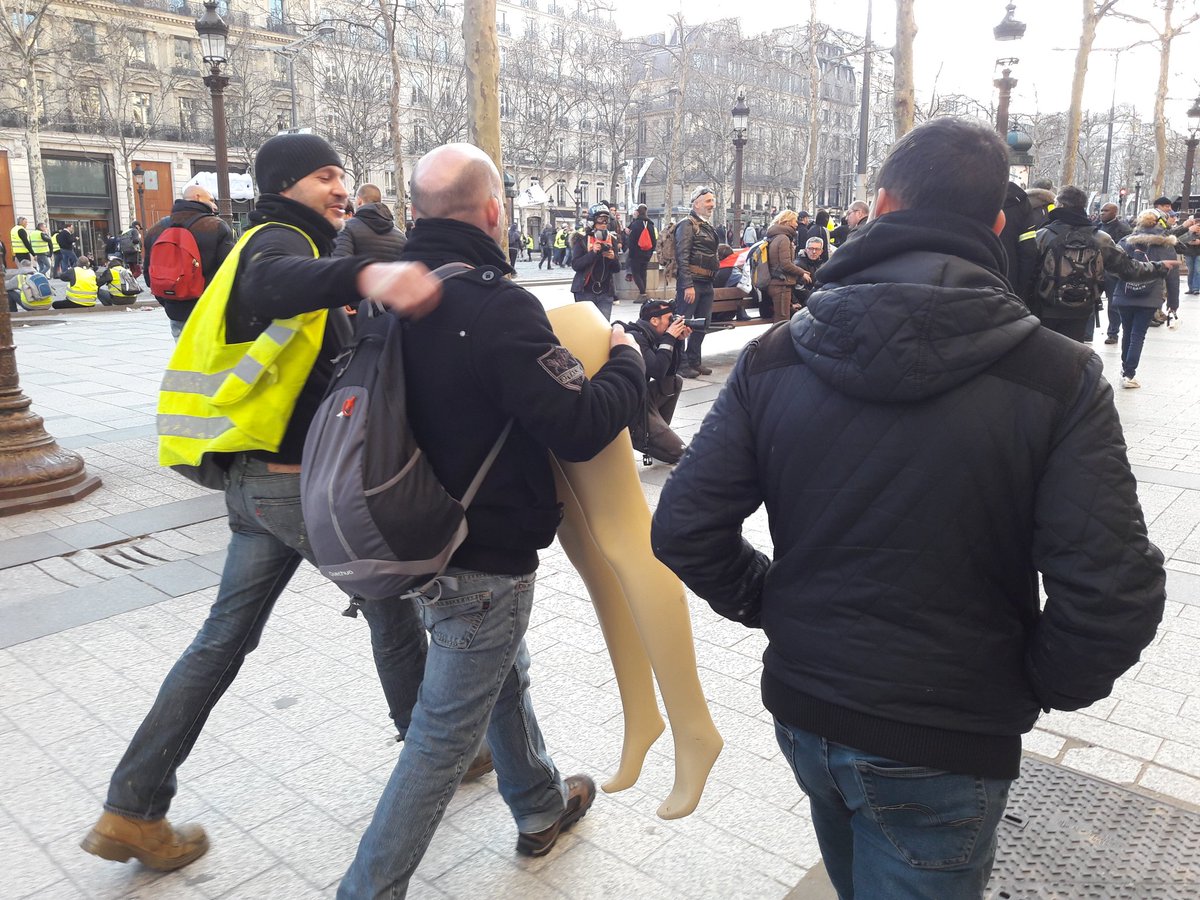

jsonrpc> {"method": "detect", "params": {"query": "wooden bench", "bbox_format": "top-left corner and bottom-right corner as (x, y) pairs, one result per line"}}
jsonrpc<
(711, 285), (766, 326)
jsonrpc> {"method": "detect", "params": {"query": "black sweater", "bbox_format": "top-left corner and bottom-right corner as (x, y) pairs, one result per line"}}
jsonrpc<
(400, 217), (645, 575)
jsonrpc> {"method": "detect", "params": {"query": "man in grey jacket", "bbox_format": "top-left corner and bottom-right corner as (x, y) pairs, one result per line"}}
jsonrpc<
(332, 183), (406, 260)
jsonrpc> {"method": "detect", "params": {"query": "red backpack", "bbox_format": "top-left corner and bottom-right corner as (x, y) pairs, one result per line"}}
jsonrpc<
(149, 214), (208, 301)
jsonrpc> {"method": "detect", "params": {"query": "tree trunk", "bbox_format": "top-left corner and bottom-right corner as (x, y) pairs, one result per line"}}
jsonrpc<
(665, 70), (685, 221)
(1151, 0), (1175, 199)
(892, 0), (916, 138)
(25, 62), (47, 227)
(1064, 0), (1101, 186)
(377, 0), (409, 225)
(463, 0), (505, 245)
(801, 0), (821, 209)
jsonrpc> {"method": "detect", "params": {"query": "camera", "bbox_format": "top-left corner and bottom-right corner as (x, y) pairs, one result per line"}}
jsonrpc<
(672, 315), (707, 330)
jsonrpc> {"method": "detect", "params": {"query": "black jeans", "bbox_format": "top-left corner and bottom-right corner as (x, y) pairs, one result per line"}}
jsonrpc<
(628, 250), (652, 295)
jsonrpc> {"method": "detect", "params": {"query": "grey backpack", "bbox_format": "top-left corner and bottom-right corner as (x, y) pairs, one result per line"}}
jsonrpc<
(300, 263), (511, 601)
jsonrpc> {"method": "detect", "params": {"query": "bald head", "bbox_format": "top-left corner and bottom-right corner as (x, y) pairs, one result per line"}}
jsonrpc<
(356, 183), (382, 205)
(410, 143), (502, 233)
(183, 184), (215, 206)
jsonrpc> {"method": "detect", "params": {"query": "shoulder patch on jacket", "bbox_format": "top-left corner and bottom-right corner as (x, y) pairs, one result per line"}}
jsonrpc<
(537, 346), (586, 392)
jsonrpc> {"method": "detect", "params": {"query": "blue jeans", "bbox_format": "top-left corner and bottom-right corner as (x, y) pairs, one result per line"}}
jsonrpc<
(1189, 259), (1200, 293)
(676, 278), (714, 367)
(1118, 306), (1157, 379)
(60, 248), (78, 273)
(339, 569), (565, 900)
(105, 454), (427, 821)
(774, 721), (1011, 900)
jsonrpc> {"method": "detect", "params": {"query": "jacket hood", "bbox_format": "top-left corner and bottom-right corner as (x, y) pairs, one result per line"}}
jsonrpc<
(1126, 229), (1178, 247)
(793, 209), (1038, 403)
(354, 202), (397, 235)
(767, 223), (796, 238)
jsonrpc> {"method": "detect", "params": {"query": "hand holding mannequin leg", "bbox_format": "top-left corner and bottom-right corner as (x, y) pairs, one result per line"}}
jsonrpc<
(547, 302), (722, 819)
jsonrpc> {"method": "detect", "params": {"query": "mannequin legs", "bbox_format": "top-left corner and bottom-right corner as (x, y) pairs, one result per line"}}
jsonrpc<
(547, 303), (723, 820)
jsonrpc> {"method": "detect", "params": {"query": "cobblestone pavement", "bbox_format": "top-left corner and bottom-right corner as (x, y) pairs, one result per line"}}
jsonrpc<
(3, 293), (1200, 899)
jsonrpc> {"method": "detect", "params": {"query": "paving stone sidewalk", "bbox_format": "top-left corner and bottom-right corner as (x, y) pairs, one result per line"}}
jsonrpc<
(3, 292), (1200, 899)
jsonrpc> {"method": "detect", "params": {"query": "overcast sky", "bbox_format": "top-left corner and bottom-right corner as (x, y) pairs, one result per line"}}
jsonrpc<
(612, 0), (1200, 130)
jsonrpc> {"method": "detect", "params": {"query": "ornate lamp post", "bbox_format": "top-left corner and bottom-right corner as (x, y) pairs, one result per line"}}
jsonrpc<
(994, 58), (1019, 138)
(993, 2), (1026, 41)
(131, 162), (147, 230)
(573, 183), (584, 223)
(1134, 169), (1144, 214)
(731, 91), (749, 245)
(196, 0), (233, 225)
(1182, 96), (1200, 210)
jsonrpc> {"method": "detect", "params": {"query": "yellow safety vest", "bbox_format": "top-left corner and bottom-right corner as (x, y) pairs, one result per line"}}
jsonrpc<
(50, 232), (59, 252)
(107, 265), (139, 297)
(554, 231), (567, 249)
(28, 229), (49, 254)
(157, 222), (325, 468)
(10, 225), (30, 255)
(66, 267), (98, 305)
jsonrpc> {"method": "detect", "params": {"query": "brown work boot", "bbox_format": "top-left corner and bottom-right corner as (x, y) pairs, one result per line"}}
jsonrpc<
(81, 811), (208, 871)
(515, 774), (596, 857)
(465, 746), (494, 781)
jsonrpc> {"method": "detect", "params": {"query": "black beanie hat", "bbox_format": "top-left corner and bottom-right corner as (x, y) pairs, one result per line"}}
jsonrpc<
(255, 133), (344, 195)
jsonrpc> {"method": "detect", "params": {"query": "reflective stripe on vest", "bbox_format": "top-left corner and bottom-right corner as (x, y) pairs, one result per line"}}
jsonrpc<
(28, 230), (49, 254)
(157, 222), (324, 467)
(66, 268), (98, 304)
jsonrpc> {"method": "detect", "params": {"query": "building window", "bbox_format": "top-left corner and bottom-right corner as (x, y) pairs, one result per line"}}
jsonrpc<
(173, 36), (195, 70)
(272, 53), (289, 83)
(71, 21), (97, 60)
(384, 169), (396, 195)
(128, 31), (151, 65)
(179, 96), (204, 137)
(132, 92), (152, 127)
(79, 84), (101, 118)
(269, 0), (284, 20)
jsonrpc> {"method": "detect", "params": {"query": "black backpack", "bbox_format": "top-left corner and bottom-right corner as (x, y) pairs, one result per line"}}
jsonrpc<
(1039, 225), (1104, 311)
(300, 263), (512, 602)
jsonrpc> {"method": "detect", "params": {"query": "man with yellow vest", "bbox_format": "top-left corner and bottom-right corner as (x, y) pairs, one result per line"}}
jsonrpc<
(81, 133), (445, 872)
(9, 216), (33, 264)
(97, 258), (141, 305)
(29, 221), (51, 273)
(54, 256), (99, 308)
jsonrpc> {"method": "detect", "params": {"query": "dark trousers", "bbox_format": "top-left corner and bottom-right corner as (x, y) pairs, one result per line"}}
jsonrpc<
(643, 376), (685, 463)
(1041, 315), (1089, 343)
(676, 279), (714, 366)
(628, 251), (651, 295)
(538, 247), (553, 269)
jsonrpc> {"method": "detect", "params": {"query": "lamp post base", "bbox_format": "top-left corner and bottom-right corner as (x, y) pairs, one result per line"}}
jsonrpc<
(0, 406), (102, 517)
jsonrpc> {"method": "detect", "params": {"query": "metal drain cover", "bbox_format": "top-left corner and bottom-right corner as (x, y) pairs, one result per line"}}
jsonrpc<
(986, 756), (1200, 899)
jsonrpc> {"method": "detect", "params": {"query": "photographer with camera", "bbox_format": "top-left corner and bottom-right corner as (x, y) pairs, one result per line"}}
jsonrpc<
(623, 299), (691, 464)
(571, 203), (622, 320)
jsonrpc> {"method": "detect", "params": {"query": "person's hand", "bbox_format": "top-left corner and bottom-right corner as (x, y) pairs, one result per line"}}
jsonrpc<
(357, 262), (442, 319)
(1161, 259), (1182, 270)
(801, 270), (813, 283)
(603, 246), (616, 259)
(666, 317), (689, 339)
(684, 286), (696, 303)
(610, 323), (638, 351)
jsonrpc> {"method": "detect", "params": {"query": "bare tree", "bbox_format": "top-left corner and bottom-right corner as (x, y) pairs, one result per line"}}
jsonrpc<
(1063, 0), (1122, 185)
(0, 0), (58, 225)
(893, 0), (917, 138)
(1113, 0), (1200, 197)
(222, 37), (289, 176)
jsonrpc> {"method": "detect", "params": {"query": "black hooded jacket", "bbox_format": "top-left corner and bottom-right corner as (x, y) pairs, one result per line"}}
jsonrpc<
(332, 202), (407, 260)
(652, 209), (1165, 779)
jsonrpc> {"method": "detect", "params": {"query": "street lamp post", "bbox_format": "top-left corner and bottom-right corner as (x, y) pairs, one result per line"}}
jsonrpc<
(131, 162), (147, 230)
(993, 3), (1027, 41)
(196, 0), (233, 226)
(573, 184), (583, 223)
(1182, 96), (1200, 211)
(853, 0), (873, 205)
(731, 91), (749, 246)
(994, 57), (1019, 138)
(275, 23), (336, 130)
(1134, 169), (1144, 214)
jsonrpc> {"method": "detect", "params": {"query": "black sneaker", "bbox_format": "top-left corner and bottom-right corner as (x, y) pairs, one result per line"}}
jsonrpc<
(678, 365), (701, 379)
(695, 364), (713, 376)
(1104, 335), (1118, 344)
(516, 774), (595, 857)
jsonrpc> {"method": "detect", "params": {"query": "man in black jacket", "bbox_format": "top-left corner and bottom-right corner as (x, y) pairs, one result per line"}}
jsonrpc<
(82, 134), (443, 873)
(624, 299), (689, 463)
(143, 185), (235, 339)
(652, 118), (1165, 898)
(1034, 186), (1172, 342)
(1097, 202), (1133, 343)
(675, 186), (719, 378)
(626, 203), (657, 298)
(339, 142), (644, 898)
(332, 182), (406, 261)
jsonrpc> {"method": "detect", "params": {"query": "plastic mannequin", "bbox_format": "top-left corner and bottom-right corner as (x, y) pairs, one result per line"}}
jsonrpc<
(547, 301), (723, 820)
